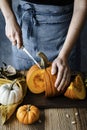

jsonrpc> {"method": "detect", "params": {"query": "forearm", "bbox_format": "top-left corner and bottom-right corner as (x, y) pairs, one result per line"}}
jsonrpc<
(0, 0), (15, 21)
(59, 0), (87, 59)
(0, 0), (23, 48)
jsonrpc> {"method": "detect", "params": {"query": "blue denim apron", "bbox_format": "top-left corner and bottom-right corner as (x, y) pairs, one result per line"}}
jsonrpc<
(12, 1), (80, 70)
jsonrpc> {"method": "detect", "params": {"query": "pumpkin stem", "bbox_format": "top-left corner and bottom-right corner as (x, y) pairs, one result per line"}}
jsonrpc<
(37, 52), (50, 69)
(27, 105), (31, 111)
(10, 79), (17, 90)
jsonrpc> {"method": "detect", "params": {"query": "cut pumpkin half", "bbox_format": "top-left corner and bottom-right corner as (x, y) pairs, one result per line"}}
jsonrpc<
(26, 68), (45, 94)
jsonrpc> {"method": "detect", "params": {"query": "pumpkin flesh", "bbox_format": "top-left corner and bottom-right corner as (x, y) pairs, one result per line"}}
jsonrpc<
(64, 75), (86, 99)
(26, 66), (45, 94)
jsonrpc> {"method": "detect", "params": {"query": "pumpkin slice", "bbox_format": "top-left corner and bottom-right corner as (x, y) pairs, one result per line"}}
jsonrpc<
(45, 67), (59, 97)
(44, 69), (53, 97)
(64, 74), (86, 100)
(26, 69), (45, 94)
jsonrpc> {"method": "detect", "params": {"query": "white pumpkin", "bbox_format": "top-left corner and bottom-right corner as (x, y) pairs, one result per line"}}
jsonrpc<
(0, 81), (23, 105)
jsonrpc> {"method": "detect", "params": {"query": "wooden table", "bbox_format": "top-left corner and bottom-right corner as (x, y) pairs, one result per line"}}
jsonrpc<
(0, 71), (87, 130)
(0, 108), (87, 130)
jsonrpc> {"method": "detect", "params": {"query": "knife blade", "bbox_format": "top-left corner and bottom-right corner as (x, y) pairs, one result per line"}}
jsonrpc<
(22, 46), (41, 69)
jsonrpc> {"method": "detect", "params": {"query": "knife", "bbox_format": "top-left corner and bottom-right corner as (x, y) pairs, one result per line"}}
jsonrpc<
(21, 46), (41, 69)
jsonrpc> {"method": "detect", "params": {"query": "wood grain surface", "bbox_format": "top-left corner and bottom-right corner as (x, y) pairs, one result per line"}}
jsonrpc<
(0, 71), (87, 130)
(45, 108), (87, 130)
(0, 108), (87, 130)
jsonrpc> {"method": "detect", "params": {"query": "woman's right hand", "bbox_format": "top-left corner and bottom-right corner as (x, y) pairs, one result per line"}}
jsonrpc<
(5, 16), (23, 48)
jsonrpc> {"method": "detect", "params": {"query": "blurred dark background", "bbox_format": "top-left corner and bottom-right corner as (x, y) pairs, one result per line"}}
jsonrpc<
(0, 1), (87, 72)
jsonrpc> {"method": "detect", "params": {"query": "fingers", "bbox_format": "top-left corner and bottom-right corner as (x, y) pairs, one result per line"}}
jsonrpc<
(8, 32), (23, 49)
(55, 64), (64, 88)
(51, 58), (71, 93)
(16, 32), (23, 48)
(57, 68), (71, 92)
(55, 67), (67, 91)
(5, 21), (23, 48)
(10, 33), (17, 46)
(51, 62), (58, 75)
(61, 72), (71, 92)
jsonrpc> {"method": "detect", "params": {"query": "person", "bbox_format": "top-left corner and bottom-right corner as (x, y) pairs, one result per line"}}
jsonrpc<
(0, 0), (87, 92)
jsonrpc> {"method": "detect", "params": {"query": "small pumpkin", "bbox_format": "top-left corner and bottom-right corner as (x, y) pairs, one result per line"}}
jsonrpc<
(64, 74), (86, 99)
(16, 104), (40, 124)
(26, 52), (59, 97)
(0, 79), (23, 105)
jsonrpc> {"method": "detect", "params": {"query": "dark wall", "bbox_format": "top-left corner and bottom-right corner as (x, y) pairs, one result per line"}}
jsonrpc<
(0, 1), (87, 71)
(80, 21), (87, 72)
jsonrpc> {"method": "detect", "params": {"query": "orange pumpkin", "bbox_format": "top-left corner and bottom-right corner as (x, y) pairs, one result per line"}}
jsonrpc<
(26, 65), (45, 94)
(64, 74), (86, 99)
(26, 52), (59, 97)
(16, 104), (40, 124)
(44, 66), (59, 97)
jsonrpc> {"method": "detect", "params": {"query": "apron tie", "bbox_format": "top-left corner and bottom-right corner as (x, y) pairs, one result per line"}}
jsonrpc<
(19, 2), (38, 38)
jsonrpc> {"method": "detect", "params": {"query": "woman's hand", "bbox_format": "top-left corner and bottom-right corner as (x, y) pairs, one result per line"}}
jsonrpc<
(5, 16), (23, 48)
(51, 56), (71, 92)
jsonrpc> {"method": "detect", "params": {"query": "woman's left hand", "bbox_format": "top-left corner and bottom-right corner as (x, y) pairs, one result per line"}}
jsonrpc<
(51, 56), (71, 92)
